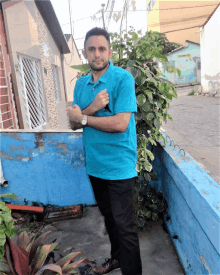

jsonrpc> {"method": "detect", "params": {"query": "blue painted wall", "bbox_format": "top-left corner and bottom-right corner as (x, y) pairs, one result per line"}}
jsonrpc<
(1, 131), (219, 274)
(161, 42), (200, 85)
(149, 136), (220, 275)
(0, 132), (96, 207)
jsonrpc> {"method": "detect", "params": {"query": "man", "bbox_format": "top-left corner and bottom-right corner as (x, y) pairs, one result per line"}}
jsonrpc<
(68, 27), (142, 275)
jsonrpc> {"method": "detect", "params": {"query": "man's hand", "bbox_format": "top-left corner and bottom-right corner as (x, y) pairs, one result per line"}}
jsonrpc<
(91, 89), (109, 112)
(68, 105), (83, 124)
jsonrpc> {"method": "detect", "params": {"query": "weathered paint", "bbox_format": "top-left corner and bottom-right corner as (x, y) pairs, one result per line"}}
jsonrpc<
(0, 132), (96, 207)
(150, 135), (220, 275)
(1, 131), (220, 274)
(160, 41), (201, 85)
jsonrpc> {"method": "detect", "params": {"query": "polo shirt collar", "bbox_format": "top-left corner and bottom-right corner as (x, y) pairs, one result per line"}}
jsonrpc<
(87, 61), (113, 85)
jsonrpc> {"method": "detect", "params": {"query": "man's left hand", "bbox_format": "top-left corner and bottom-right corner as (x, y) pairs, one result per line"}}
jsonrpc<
(68, 105), (83, 124)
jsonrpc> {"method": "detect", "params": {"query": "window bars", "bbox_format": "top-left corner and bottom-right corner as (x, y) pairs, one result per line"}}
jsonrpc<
(0, 44), (14, 129)
(52, 64), (60, 102)
(17, 55), (46, 129)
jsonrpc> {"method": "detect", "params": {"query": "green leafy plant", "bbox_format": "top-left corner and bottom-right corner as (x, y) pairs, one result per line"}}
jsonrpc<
(188, 89), (195, 96)
(0, 193), (17, 259)
(110, 29), (178, 227)
(0, 229), (91, 274)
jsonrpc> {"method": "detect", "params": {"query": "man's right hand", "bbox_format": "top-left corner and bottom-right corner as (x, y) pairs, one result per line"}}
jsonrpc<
(92, 89), (109, 112)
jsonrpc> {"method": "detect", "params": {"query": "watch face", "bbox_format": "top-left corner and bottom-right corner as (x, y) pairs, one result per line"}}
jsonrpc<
(82, 116), (87, 125)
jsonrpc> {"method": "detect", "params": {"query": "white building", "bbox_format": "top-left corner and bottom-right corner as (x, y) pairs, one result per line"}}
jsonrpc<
(200, 4), (220, 95)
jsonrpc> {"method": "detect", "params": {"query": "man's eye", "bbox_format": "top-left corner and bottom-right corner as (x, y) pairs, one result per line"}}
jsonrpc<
(100, 48), (105, 51)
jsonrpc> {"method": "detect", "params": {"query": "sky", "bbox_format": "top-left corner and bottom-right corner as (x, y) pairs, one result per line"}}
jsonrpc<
(51, 0), (148, 59)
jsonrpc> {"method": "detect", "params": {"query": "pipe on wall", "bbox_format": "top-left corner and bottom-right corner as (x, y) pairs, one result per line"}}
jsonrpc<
(0, 159), (8, 187)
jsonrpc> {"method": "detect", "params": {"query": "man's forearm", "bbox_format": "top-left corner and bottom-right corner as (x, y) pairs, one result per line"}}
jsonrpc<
(82, 103), (97, 116)
(69, 104), (96, 131)
(87, 113), (131, 133)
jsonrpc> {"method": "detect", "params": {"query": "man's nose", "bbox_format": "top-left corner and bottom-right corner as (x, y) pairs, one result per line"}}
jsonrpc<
(95, 49), (100, 57)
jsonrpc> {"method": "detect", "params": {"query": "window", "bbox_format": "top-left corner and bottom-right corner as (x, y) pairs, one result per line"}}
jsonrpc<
(17, 55), (46, 129)
(148, 0), (156, 12)
(52, 65), (61, 102)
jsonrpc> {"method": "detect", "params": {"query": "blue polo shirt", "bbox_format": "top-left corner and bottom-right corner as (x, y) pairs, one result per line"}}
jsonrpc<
(72, 61), (137, 180)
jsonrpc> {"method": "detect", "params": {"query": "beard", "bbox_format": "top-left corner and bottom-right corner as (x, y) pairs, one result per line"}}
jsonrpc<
(89, 60), (109, 72)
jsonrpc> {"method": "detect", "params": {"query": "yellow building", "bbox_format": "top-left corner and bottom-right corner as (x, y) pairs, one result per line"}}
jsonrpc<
(147, 0), (220, 44)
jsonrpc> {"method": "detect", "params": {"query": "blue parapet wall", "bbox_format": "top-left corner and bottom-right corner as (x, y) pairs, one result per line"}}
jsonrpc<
(150, 136), (220, 275)
(0, 131), (96, 207)
(1, 131), (220, 274)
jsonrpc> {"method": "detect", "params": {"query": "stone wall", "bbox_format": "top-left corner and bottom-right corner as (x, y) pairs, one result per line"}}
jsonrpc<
(35, 7), (59, 129)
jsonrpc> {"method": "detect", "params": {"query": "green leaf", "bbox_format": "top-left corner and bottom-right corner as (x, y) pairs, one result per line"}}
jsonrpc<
(146, 149), (154, 161)
(163, 91), (173, 100)
(70, 64), (90, 73)
(135, 76), (146, 86)
(146, 113), (154, 120)
(0, 193), (17, 200)
(131, 32), (138, 41)
(18, 231), (30, 250)
(32, 244), (53, 274)
(136, 94), (146, 106)
(152, 213), (158, 221)
(149, 204), (157, 210)
(0, 259), (10, 273)
(35, 264), (63, 275)
(127, 60), (136, 68)
(56, 251), (83, 268)
(141, 101), (151, 112)
(154, 118), (161, 130)
(145, 211), (152, 218)
(136, 163), (142, 173)
(144, 162), (152, 172)
(144, 172), (151, 182)
(138, 218), (144, 227)
(62, 259), (91, 273)
(144, 90), (153, 100)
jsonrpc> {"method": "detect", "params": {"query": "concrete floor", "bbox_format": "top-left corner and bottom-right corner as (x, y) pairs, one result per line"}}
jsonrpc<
(162, 86), (220, 184)
(41, 206), (184, 275)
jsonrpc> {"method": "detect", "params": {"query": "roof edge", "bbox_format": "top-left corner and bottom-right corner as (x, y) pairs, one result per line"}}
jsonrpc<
(201, 3), (220, 27)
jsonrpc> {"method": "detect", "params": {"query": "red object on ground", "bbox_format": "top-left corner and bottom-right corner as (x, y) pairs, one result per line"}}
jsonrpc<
(5, 204), (44, 213)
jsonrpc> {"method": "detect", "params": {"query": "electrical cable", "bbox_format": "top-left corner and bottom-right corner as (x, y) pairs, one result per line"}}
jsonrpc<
(64, 0), (74, 66)
(61, 3), (219, 26)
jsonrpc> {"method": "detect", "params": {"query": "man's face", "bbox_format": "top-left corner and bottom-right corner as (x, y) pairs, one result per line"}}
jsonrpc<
(83, 35), (113, 72)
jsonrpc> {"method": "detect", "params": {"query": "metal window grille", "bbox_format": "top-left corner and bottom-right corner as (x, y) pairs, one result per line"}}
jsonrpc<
(52, 65), (60, 102)
(0, 44), (14, 129)
(17, 55), (46, 129)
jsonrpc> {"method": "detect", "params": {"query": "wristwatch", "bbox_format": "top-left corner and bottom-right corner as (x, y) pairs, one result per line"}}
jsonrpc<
(81, 115), (87, 126)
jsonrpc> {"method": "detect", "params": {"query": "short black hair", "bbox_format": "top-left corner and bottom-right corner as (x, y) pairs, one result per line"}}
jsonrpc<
(84, 27), (110, 49)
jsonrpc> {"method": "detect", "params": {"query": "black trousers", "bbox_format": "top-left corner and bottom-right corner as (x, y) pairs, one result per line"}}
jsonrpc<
(89, 175), (142, 275)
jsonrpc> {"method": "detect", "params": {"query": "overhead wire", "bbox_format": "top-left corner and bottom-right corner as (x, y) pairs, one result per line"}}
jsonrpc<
(61, 3), (219, 26)
(65, 0), (74, 65)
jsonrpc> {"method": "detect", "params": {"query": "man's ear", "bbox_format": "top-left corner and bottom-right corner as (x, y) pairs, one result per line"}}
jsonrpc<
(82, 50), (87, 59)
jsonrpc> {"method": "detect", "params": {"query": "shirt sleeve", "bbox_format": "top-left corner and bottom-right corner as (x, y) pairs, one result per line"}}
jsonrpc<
(114, 73), (137, 114)
(71, 79), (80, 106)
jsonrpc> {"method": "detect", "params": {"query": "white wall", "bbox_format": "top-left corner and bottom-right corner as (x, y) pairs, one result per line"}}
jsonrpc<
(200, 5), (220, 94)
